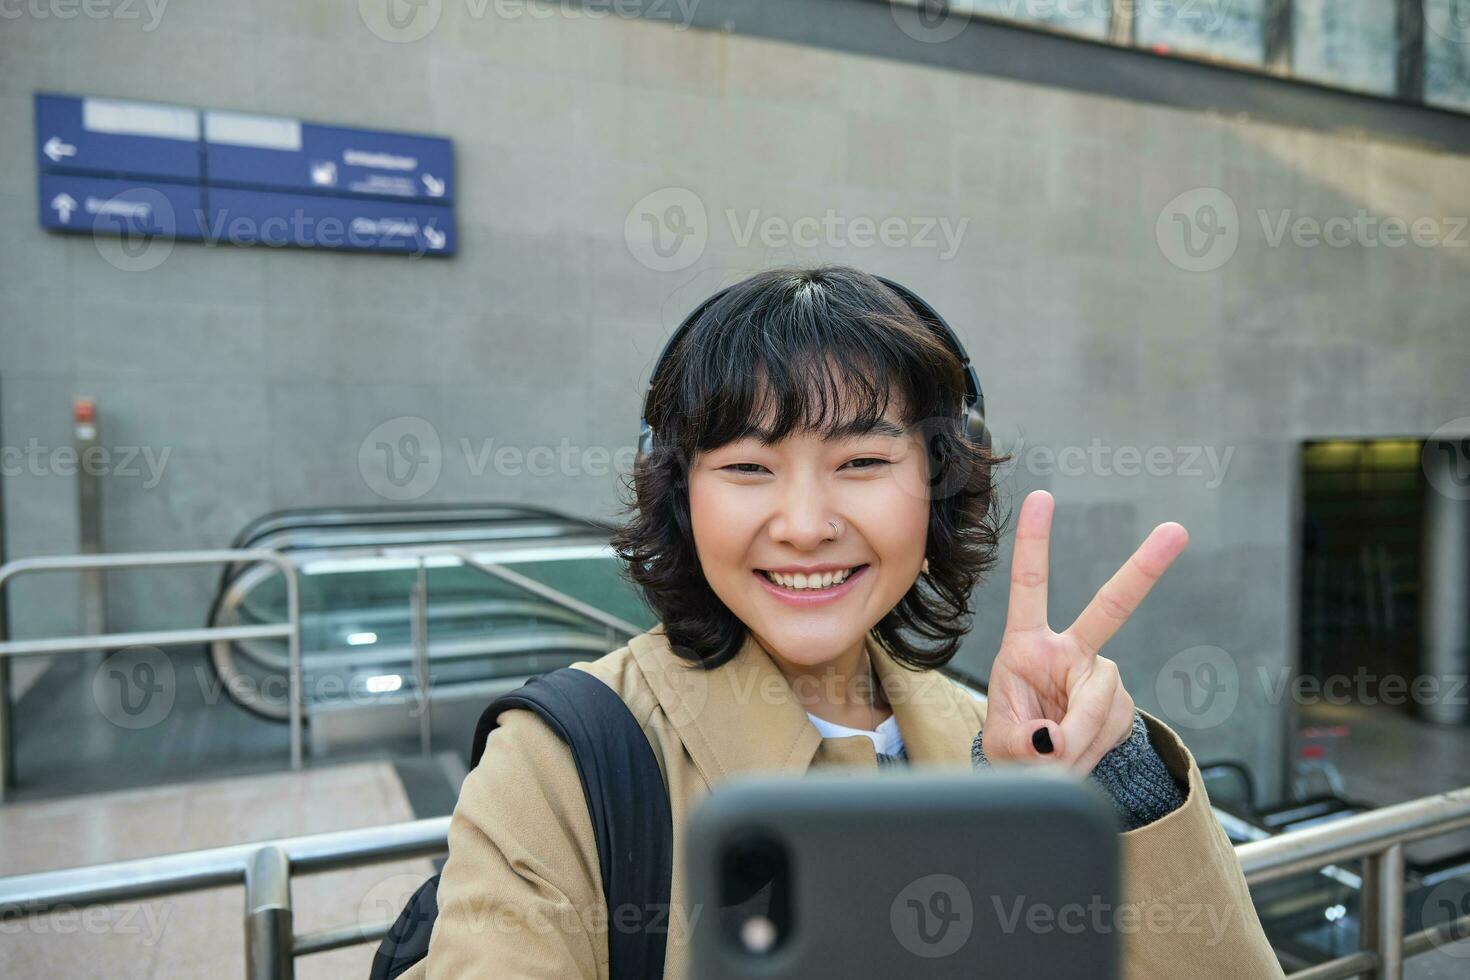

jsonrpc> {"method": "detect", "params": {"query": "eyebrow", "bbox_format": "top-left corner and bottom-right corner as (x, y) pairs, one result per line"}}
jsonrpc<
(739, 417), (908, 443)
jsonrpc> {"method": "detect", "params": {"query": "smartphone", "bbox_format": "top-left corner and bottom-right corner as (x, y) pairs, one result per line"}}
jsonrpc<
(685, 770), (1120, 980)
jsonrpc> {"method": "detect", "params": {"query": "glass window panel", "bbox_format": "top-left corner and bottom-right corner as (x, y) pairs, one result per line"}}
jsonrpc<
(1292, 0), (1398, 96)
(1425, 0), (1470, 111)
(961, 0), (1111, 41)
(1136, 0), (1267, 66)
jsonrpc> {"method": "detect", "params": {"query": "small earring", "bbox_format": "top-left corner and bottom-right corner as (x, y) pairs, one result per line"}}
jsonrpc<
(921, 558), (930, 575)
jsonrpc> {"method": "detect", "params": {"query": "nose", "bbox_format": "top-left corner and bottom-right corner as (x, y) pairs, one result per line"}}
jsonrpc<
(766, 474), (837, 551)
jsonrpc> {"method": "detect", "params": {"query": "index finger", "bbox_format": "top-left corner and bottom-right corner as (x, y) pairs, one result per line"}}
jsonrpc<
(1067, 522), (1188, 656)
(1004, 490), (1054, 634)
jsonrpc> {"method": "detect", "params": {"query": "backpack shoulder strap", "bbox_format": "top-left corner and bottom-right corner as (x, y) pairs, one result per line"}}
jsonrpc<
(474, 667), (674, 980)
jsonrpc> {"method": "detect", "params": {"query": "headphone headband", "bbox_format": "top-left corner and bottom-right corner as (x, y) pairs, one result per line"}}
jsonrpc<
(637, 274), (989, 465)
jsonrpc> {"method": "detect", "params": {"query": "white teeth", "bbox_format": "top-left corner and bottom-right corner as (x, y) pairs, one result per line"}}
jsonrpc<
(764, 567), (857, 590)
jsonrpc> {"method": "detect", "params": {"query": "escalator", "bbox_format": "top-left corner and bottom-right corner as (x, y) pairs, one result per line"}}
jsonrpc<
(207, 503), (656, 727)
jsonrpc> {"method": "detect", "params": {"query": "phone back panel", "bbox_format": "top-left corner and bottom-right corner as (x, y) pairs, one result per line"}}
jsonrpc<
(685, 771), (1120, 980)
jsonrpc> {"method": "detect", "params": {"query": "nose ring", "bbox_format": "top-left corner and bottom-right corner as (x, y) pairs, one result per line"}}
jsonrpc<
(828, 520), (840, 538)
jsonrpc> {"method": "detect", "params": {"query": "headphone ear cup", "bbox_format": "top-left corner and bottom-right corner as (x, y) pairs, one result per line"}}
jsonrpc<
(636, 420), (654, 470)
(965, 406), (991, 450)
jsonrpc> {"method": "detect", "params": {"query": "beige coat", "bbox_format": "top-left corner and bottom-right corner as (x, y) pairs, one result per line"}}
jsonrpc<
(417, 625), (1283, 979)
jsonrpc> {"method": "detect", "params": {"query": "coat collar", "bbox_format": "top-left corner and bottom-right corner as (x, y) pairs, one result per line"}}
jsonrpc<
(627, 625), (979, 787)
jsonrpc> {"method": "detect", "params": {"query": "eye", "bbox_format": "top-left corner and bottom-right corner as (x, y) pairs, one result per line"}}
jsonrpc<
(843, 457), (891, 471)
(723, 463), (769, 475)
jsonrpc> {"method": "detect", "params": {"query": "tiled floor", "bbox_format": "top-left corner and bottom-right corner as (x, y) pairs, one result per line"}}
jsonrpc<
(0, 760), (437, 979)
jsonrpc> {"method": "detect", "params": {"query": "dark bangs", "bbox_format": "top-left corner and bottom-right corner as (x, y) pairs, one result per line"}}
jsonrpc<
(650, 268), (968, 457)
(612, 265), (1007, 672)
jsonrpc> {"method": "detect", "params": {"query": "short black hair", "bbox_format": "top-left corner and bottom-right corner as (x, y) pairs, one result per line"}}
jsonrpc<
(611, 265), (1007, 671)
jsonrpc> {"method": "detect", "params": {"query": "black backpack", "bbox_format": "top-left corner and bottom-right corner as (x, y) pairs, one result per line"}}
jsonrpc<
(369, 667), (675, 980)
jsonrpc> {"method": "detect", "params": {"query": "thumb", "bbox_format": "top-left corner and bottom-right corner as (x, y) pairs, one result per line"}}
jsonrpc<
(978, 718), (1064, 766)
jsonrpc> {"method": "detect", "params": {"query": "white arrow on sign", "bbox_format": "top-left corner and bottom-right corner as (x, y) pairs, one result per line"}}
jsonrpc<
(424, 225), (446, 250)
(44, 136), (77, 163)
(51, 193), (78, 223)
(421, 173), (445, 197)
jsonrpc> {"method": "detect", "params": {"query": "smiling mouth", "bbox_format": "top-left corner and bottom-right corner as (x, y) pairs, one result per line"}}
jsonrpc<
(757, 564), (868, 591)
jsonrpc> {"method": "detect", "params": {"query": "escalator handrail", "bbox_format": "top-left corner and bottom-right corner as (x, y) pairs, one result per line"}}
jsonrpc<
(227, 503), (591, 551)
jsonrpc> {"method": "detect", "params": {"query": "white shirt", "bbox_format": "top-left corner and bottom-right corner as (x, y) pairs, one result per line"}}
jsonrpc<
(805, 711), (906, 759)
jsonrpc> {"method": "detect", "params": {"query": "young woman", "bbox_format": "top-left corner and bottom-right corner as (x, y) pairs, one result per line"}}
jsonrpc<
(420, 266), (1282, 978)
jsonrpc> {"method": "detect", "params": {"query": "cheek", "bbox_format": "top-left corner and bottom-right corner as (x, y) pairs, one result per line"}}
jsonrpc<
(687, 476), (749, 575)
(862, 465), (930, 569)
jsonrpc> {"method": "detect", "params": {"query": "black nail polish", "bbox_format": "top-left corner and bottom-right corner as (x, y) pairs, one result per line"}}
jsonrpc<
(1031, 728), (1054, 755)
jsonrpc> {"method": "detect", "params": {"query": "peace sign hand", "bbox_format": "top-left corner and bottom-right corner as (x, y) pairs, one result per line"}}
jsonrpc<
(983, 490), (1189, 775)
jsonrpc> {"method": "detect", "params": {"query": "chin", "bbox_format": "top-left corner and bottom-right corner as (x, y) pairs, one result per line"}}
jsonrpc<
(752, 620), (864, 668)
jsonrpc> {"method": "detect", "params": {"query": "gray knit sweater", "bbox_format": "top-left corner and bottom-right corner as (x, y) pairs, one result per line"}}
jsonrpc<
(969, 711), (1186, 831)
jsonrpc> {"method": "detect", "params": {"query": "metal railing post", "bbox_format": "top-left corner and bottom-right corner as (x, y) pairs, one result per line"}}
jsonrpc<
(411, 558), (432, 757)
(0, 657), (11, 801)
(245, 845), (294, 980)
(1375, 843), (1405, 980)
(285, 558), (303, 771)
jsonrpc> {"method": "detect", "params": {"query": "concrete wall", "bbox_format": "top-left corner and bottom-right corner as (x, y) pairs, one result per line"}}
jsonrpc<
(3, 0), (1469, 802)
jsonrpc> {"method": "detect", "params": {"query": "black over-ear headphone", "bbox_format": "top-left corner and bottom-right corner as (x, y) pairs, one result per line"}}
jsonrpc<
(636, 275), (989, 468)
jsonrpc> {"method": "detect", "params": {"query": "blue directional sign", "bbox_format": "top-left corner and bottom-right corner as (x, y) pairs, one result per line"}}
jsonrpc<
(35, 94), (201, 182)
(36, 92), (454, 258)
(39, 173), (206, 239)
(207, 188), (454, 255)
(204, 111), (454, 203)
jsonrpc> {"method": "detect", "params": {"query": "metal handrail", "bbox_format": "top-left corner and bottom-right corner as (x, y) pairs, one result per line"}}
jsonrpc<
(2, 788), (1469, 979)
(0, 549), (304, 799)
(383, 545), (644, 640)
